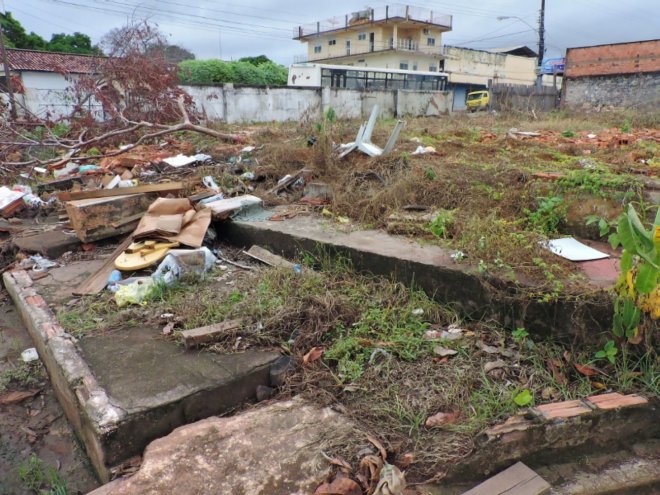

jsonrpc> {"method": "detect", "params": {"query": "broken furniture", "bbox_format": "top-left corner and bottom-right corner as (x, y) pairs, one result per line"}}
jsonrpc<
(339, 104), (405, 158)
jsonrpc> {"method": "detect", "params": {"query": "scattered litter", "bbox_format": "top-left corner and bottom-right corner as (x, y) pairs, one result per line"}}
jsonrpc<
(162, 321), (175, 335)
(339, 104), (405, 158)
(202, 176), (220, 192)
(0, 186), (26, 216)
(115, 277), (154, 307)
(162, 153), (211, 168)
(241, 146), (256, 154)
(410, 137), (422, 143)
(451, 250), (466, 262)
(587, 133), (597, 139)
(543, 237), (609, 261)
(411, 145), (436, 155)
(243, 245), (294, 268)
(425, 410), (459, 427)
(106, 175), (121, 189)
(412, 308), (424, 316)
(241, 172), (255, 180)
(203, 194), (272, 222)
(373, 462), (406, 495)
(198, 193), (225, 205)
(21, 348), (39, 363)
(29, 255), (57, 271)
(507, 128), (541, 140)
(475, 340), (500, 354)
(303, 346), (325, 365)
(107, 269), (122, 292)
(152, 247), (217, 285)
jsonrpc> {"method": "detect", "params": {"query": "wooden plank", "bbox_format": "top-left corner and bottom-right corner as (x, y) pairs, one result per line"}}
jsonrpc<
(243, 245), (294, 268)
(65, 194), (153, 243)
(181, 319), (243, 349)
(461, 462), (550, 495)
(73, 235), (133, 296)
(58, 182), (184, 201)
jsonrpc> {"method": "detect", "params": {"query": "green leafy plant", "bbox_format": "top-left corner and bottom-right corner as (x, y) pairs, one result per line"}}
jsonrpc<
(424, 167), (437, 181)
(513, 389), (534, 407)
(525, 196), (565, 234)
(595, 340), (618, 364)
(585, 214), (617, 239)
(561, 130), (575, 138)
(426, 209), (455, 239)
(620, 119), (632, 133)
(18, 454), (69, 494)
(610, 205), (659, 340)
(511, 327), (529, 343)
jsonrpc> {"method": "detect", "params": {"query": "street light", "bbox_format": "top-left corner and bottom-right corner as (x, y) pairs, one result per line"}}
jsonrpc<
(497, 12), (545, 87)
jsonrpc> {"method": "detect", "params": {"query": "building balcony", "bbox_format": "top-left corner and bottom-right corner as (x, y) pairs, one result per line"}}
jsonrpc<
(294, 4), (452, 40)
(294, 39), (443, 64)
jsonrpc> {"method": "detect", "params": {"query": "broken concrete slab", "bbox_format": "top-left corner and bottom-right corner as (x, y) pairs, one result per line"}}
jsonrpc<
(3, 267), (280, 482)
(14, 228), (80, 259)
(222, 215), (614, 339)
(88, 399), (359, 495)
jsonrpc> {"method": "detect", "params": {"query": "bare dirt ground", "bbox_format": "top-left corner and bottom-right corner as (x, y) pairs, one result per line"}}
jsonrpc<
(0, 294), (99, 495)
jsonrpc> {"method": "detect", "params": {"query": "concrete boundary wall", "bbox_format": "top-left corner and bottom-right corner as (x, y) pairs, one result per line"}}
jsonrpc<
(181, 84), (452, 123)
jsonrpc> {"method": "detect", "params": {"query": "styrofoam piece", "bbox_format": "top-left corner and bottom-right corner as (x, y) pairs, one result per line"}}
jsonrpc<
(543, 238), (610, 262)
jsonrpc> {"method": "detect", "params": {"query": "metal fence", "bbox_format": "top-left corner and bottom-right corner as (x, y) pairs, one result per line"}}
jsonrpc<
(295, 4), (452, 38)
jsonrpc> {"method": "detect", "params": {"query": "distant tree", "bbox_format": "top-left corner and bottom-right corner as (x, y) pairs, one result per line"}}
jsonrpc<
(178, 59), (288, 86)
(48, 32), (102, 55)
(0, 12), (48, 50)
(238, 55), (271, 66)
(147, 44), (195, 63)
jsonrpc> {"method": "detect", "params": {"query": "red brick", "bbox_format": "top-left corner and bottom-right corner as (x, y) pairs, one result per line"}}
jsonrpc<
(566, 40), (660, 77)
(534, 400), (591, 419)
(587, 393), (648, 410)
(41, 322), (63, 338)
(25, 295), (47, 307)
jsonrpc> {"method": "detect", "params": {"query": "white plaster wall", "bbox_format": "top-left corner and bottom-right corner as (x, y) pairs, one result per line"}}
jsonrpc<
(180, 85), (225, 121)
(397, 90), (451, 116)
(182, 84), (451, 122)
(19, 71), (102, 120)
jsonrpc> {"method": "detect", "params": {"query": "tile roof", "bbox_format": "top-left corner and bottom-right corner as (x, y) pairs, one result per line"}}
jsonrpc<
(5, 48), (105, 74)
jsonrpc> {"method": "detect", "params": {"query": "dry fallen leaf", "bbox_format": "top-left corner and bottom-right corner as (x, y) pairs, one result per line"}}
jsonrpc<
(546, 359), (568, 386)
(321, 452), (353, 473)
(574, 363), (600, 377)
(475, 340), (499, 354)
(397, 453), (414, 469)
(433, 357), (449, 364)
(303, 346), (325, 365)
(314, 474), (362, 495)
(425, 410), (459, 427)
(366, 434), (388, 461)
(484, 360), (507, 373)
(0, 389), (40, 405)
(591, 381), (607, 390)
(433, 346), (458, 357)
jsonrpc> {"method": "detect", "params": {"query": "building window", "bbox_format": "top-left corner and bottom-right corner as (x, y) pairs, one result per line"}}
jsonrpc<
(328, 39), (336, 46)
(358, 32), (366, 41)
(423, 28), (430, 35)
(429, 65), (437, 72)
(412, 63), (418, 71)
(399, 61), (409, 70)
(314, 45), (322, 53)
(427, 37), (435, 46)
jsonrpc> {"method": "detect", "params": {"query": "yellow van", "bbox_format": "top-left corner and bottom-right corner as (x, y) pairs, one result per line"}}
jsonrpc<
(466, 90), (490, 112)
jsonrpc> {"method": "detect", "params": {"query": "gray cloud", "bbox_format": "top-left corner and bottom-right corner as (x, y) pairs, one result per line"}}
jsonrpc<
(8, 0), (658, 63)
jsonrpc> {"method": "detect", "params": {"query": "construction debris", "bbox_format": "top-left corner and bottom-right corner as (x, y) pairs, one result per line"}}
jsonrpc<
(181, 319), (243, 349)
(339, 104), (405, 158)
(243, 245), (294, 268)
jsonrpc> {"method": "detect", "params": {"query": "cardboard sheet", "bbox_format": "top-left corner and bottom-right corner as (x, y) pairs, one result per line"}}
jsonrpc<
(133, 198), (211, 247)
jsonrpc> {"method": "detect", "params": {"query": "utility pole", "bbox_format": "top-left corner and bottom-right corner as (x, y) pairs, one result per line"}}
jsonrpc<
(537, 0), (546, 87)
(0, 20), (17, 119)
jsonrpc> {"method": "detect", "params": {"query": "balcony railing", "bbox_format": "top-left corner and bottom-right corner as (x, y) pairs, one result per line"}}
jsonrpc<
(294, 4), (452, 39)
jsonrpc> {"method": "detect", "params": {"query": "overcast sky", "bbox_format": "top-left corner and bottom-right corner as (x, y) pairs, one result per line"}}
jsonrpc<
(5, 0), (658, 63)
